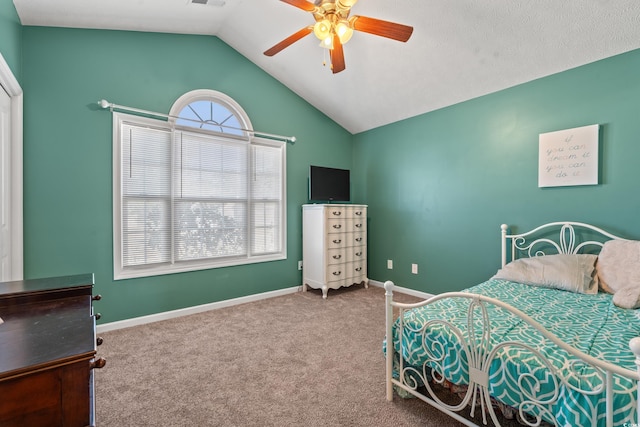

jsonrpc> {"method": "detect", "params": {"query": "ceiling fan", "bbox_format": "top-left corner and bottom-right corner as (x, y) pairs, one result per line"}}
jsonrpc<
(263, 0), (413, 74)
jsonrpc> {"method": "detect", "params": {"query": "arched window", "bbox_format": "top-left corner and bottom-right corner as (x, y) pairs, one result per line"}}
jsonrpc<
(113, 90), (286, 280)
(170, 89), (249, 136)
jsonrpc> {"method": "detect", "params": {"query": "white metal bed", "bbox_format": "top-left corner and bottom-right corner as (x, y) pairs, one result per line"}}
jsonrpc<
(384, 222), (640, 427)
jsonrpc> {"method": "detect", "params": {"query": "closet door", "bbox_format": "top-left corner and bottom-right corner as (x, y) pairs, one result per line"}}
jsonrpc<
(0, 54), (23, 282)
(0, 86), (11, 281)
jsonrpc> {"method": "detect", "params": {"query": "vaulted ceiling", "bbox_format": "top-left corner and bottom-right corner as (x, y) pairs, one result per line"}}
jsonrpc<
(13, 0), (640, 133)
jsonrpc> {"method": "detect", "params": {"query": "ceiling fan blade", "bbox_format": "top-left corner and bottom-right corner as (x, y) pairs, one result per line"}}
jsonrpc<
(330, 34), (346, 74)
(264, 26), (313, 56)
(351, 16), (413, 42)
(280, 0), (317, 12)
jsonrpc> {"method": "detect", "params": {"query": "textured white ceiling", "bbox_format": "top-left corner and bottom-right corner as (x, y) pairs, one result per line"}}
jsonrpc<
(13, 0), (640, 134)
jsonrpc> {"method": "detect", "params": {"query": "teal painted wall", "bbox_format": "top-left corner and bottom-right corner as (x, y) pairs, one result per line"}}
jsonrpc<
(0, 1), (22, 81)
(21, 27), (353, 323)
(353, 49), (640, 294)
(17, 23), (640, 320)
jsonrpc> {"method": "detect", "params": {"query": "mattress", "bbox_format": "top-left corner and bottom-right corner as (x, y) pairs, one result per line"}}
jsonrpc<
(390, 279), (640, 426)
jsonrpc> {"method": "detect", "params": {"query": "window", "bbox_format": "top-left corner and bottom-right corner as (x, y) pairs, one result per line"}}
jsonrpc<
(113, 90), (286, 280)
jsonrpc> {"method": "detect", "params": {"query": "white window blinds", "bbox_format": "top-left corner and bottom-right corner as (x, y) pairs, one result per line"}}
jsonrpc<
(114, 112), (286, 279)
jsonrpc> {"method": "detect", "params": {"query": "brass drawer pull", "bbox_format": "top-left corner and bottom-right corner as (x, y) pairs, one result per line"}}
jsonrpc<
(332, 211), (342, 216)
(332, 254), (342, 260)
(333, 239), (342, 244)
(332, 271), (342, 276)
(333, 224), (342, 229)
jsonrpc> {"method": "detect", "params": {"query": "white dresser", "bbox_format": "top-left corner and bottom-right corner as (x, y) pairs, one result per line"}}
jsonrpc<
(302, 204), (368, 298)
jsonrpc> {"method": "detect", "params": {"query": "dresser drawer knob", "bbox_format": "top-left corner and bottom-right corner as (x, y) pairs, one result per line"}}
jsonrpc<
(90, 357), (107, 370)
(332, 224), (342, 229)
(355, 237), (362, 242)
(92, 294), (102, 301)
(355, 223), (362, 228)
(355, 267), (362, 272)
(94, 313), (101, 320)
(333, 239), (342, 244)
(355, 211), (362, 216)
(96, 337), (104, 346)
(332, 211), (342, 216)
(332, 271), (342, 276)
(332, 254), (342, 260)
(355, 252), (362, 257)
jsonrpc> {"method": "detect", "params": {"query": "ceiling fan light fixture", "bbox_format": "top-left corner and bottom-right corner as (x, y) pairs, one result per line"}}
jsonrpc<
(313, 19), (332, 41)
(336, 0), (358, 9)
(320, 36), (333, 49)
(335, 21), (353, 44)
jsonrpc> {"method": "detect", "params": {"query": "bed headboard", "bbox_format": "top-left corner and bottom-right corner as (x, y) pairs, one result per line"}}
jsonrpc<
(500, 222), (626, 267)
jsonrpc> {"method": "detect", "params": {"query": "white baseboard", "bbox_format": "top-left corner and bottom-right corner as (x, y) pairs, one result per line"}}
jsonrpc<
(98, 281), (433, 334)
(368, 279), (433, 300)
(97, 285), (300, 333)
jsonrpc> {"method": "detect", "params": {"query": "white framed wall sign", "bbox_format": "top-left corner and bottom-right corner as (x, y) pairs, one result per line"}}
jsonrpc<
(538, 124), (599, 188)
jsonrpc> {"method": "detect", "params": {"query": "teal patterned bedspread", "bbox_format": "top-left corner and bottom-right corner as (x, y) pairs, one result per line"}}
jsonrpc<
(391, 279), (640, 426)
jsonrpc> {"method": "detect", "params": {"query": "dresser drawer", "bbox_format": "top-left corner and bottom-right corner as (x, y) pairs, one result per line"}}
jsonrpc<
(326, 262), (366, 284)
(327, 206), (366, 219)
(326, 207), (348, 219)
(347, 247), (366, 263)
(326, 232), (366, 249)
(327, 218), (365, 234)
(351, 233), (365, 247)
(327, 218), (347, 234)
(348, 217), (366, 233)
(347, 262), (367, 281)
(347, 206), (366, 219)
(327, 248), (346, 265)
(326, 263), (347, 283)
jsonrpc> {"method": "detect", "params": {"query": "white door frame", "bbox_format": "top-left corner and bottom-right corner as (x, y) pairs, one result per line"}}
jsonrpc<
(0, 52), (23, 281)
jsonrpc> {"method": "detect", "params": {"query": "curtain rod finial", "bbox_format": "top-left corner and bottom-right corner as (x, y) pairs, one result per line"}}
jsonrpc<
(98, 99), (111, 109)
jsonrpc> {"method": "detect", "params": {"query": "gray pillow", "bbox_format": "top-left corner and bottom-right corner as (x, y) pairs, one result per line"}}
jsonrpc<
(493, 254), (599, 294)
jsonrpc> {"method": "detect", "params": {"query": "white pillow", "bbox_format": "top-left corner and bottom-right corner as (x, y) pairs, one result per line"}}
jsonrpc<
(493, 254), (599, 294)
(596, 239), (640, 295)
(612, 285), (640, 309)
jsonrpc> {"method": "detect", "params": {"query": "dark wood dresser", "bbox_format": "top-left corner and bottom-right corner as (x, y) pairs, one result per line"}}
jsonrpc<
(0, 274), (105, 427)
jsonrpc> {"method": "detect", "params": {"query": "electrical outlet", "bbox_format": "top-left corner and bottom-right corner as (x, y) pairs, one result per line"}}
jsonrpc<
(298, 260), (303, 271)
(411, 264), (418, 274)
(387, 259), (393, 269)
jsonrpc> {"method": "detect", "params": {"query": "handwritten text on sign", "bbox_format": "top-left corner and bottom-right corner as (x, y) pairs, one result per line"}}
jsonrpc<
(538, 124), (599, 188)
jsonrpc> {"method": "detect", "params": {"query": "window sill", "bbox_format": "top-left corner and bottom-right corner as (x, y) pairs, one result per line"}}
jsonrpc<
(114, 253), (287, 281)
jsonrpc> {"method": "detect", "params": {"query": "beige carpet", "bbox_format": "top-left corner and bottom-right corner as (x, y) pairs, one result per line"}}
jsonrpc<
(95, 285), (520, 426)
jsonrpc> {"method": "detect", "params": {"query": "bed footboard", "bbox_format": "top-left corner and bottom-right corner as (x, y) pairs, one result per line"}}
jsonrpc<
(384, 280), (640, 427)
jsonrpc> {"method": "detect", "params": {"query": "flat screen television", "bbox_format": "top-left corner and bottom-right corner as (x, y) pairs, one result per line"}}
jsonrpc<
(309, 165), (350, 202)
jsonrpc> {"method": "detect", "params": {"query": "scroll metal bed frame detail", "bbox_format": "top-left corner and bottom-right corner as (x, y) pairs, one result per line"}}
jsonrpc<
(385, 222), (640, 427)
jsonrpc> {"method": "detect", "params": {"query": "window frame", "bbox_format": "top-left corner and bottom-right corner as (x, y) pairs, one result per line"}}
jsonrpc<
(113, 92), (286, 280)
